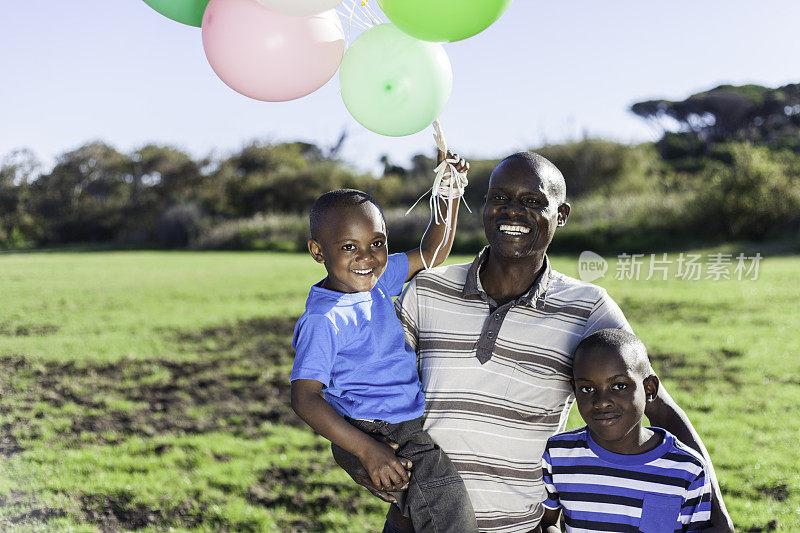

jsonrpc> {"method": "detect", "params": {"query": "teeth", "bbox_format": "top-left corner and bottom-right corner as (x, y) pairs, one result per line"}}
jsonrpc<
(499, 224), (531, 235)
(352, 269), (373, 275)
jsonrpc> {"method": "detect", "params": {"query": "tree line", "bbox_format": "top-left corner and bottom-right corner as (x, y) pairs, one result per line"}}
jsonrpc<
(2, 82), (800, 251)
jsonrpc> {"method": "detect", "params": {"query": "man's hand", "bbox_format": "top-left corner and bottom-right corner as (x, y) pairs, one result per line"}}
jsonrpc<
(332, 439), (412, 504)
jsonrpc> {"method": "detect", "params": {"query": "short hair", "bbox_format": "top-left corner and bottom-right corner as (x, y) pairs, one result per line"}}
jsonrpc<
(309, 189), (385, 240)
(574, 329), (653, 377)
(499, 151), (567, 203)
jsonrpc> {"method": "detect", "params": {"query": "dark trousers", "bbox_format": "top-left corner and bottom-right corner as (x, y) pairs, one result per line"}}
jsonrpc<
(348, 416), (478, 533)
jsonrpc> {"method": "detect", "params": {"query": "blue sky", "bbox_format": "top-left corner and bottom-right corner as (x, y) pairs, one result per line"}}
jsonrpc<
(2, 1), (799, 173)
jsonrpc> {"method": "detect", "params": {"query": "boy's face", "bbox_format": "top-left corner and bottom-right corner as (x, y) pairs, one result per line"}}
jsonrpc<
(307, 203), (388, 294)
(572, 345), (658, 454)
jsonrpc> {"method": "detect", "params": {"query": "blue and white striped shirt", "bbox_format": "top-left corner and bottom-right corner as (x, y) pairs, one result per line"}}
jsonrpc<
(542, 427), (712, 533)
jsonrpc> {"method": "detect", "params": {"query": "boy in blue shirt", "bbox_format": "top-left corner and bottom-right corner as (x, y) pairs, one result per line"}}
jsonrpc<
(540, 329), (712, 533)
(290, 151), (478, 533)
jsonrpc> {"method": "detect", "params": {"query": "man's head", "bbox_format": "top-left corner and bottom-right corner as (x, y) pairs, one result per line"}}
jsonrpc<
(482, 152), (570, 261)
(572, 329), (659, 452)
(308, 189), (388, 294)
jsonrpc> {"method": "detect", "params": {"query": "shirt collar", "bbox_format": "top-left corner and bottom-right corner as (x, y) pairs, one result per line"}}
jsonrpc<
(462, 246), (553, 307)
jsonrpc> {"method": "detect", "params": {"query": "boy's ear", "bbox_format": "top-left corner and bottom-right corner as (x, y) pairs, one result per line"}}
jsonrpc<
(643, 374), (660, 402)
(308, 239), (325, 264)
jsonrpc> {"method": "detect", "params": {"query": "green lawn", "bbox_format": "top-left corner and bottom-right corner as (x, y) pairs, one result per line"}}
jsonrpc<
(0, 249), (797, 531)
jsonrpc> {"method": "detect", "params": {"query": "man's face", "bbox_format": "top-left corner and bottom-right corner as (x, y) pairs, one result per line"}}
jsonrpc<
(572, 346), (654, 454)
(308, 203), (389, 294)
(482, 160), (568, 260)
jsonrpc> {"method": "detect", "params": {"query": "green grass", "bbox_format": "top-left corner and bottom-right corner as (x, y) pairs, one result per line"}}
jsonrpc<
(0, 249), (798, 531)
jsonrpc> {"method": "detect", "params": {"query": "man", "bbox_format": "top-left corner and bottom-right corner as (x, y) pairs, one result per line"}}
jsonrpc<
(335, 152), (734, 533)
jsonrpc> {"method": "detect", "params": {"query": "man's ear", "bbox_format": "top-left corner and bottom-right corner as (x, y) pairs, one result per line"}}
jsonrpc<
(308, 239), (325, 264)
(643, 374), (660, 402)
(557, 202), (571, 227)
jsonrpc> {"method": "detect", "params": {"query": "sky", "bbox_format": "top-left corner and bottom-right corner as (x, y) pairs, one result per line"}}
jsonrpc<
(2, 1), (800, 174)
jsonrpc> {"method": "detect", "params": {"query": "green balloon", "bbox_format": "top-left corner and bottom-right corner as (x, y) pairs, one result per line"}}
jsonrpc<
(142, 0), (211, 27)
(376, 0), (513, 42)
(340, 24), (452, 137)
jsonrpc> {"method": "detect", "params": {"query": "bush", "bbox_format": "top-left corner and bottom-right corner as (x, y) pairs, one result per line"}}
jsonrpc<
(691, 145), (800, 239)
(198, 213), (307, 251)
(537, 140), (660, 198)
(156, 204), (207, 248)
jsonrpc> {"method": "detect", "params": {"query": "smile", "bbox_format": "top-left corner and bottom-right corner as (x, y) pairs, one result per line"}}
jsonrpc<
(593, 414), (621, 426)
(498, 224), (531, 236)
(351, 269), (374, 275)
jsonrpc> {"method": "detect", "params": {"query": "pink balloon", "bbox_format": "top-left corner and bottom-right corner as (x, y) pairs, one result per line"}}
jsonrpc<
(201, 0), (345, 102)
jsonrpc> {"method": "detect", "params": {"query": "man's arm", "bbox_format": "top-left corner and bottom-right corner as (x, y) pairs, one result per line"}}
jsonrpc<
(405, 149), (468, 281)
(644, 384), (734, 533)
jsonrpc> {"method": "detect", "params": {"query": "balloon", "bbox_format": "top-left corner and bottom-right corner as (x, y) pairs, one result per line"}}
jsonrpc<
(202, 0), (345, 102)
(255, 0), (342, 17)
(376, 0), (513, 42)
(142, 0), (210, 27)
(340, 24), (452, 137)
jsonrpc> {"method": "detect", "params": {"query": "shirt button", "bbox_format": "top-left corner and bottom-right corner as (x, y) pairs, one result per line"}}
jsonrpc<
(487, 331), (494, 339)
(494, 313), (502, 320)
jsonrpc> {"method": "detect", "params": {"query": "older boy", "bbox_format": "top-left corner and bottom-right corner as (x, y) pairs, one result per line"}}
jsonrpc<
(540, 329), (712, 533)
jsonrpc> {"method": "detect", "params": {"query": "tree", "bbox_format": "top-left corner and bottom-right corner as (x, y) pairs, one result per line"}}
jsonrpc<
(31, 142), (132, 242)
(631, 83), (800, 155)
(0, 149), (41, 247)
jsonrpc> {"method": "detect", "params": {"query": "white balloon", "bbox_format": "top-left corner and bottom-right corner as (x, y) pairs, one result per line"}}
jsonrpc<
(256, 0), (342, 17)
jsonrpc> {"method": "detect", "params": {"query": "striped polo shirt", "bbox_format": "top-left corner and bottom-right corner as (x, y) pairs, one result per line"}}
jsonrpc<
(542, 427), (712, 532)
(395, 247), (631, 533)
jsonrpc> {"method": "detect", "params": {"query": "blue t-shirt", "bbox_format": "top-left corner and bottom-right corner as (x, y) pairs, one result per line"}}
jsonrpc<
(542, 427), (712, 533)
(291, 253), (425, 423)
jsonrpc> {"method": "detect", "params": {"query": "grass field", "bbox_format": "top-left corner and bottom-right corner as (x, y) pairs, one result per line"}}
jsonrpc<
(0, 249), (798, 531)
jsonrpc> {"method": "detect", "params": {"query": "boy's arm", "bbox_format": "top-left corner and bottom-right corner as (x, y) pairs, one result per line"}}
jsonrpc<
(644, 385), (734, 533)
(405, 149), (469, 281)
(683, 469), (713, 532)
(540, 507), (561, 533)
(291, 379), (411, 490)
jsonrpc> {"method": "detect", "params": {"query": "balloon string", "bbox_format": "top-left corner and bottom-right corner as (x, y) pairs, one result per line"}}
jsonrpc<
(406, 120), (470, 271)
(360, 1), (384, 25)
(337, 1), (372, 39)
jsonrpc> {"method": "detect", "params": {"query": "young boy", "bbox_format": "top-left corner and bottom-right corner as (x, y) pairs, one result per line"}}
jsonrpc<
(290, 152), (479, 533)
(540, 329), (712, 533)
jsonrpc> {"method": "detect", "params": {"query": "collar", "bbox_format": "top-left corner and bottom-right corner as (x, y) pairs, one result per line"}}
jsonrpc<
(462, 246), (553, 307)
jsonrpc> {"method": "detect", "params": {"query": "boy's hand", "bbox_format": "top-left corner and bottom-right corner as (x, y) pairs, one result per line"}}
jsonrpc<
(332, 440), (412, 504)
(357, 440), (412, 491)
(437, 149), (469, 175)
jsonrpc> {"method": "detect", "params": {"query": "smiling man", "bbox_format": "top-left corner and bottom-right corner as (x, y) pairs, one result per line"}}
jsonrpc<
(335, 152), (733, 533)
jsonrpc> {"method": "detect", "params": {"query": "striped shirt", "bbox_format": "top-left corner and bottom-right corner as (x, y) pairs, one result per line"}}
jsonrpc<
(395, 248), (630, 533)
(542, 427), (712, 532)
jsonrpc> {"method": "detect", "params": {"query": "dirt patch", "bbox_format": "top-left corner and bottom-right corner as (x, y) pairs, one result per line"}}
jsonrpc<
(618, 299), (733, 325)
(247, 461), (385, 531)
(744, 519), (780, 532)
(0, 491), (65, 529)
(9, 507), (66, 524)
(0, 324), (60, 337)
(648, 350), (743, 389)
(757, 482), (789, 502)
(0, 317), (302, 452)
(80, 492), (206, 531)
(0, 432), (21, 457)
